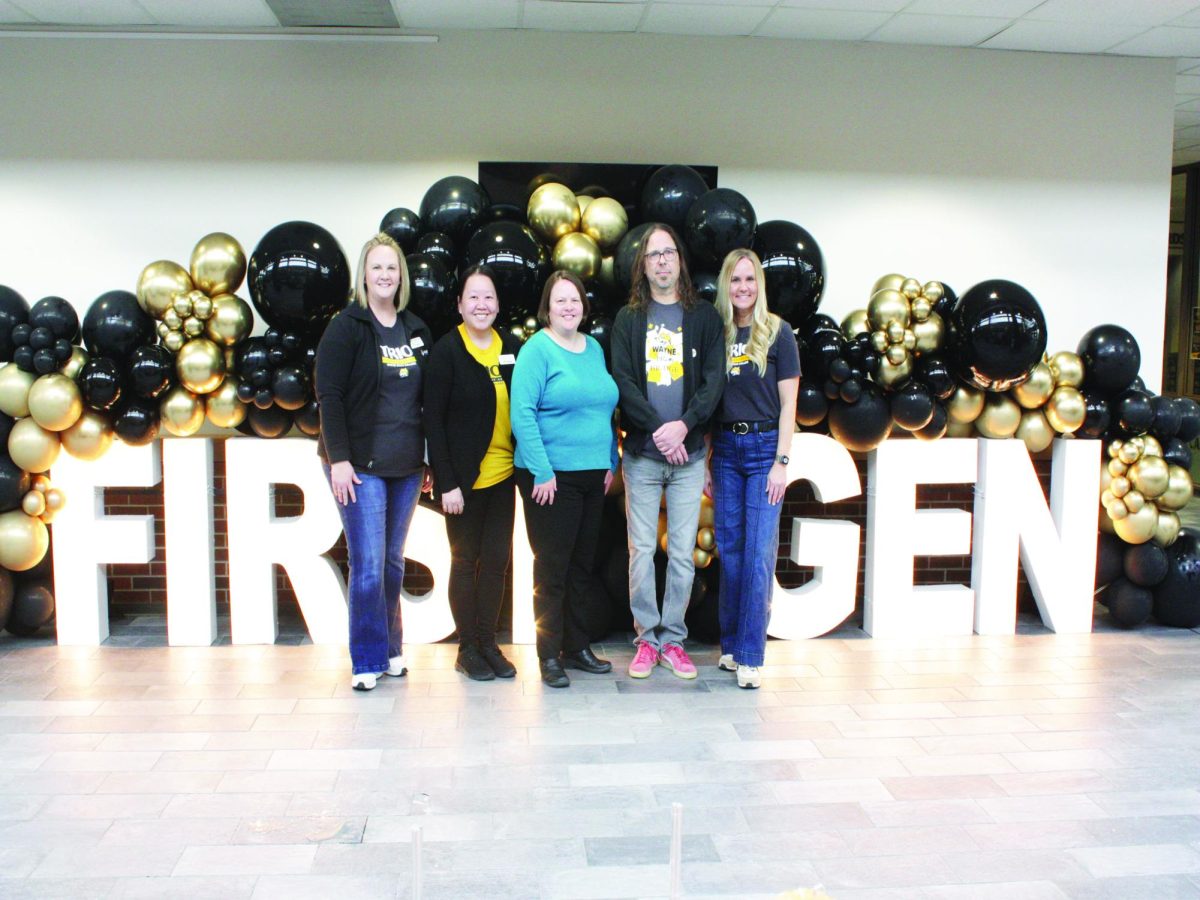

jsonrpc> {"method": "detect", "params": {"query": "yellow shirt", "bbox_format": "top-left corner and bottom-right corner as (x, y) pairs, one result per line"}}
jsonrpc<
(459, 324), (514, 489)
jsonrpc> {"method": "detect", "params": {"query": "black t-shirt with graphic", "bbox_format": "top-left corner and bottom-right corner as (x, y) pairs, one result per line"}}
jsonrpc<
(718, 323), (801, 423)
(369, 315), (424, 476)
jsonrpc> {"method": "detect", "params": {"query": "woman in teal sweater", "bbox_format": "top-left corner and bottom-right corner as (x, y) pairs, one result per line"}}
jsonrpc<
(511, 270), (619, 687)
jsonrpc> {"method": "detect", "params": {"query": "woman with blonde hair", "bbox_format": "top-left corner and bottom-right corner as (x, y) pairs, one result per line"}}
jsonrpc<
(708, 248), (799, 689)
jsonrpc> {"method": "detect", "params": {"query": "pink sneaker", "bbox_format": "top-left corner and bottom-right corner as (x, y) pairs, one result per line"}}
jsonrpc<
(659, 644), (697, 679)
(628, 642), (659, 679)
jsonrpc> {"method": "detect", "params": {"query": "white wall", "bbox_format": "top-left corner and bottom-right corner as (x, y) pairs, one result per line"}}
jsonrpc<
(0, 30), (1176, 388)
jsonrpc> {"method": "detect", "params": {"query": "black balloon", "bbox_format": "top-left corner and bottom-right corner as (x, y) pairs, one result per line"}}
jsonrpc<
(378, 207), (422, 254)
(29, 326), (53, 350)
(1151, 395), (1182, 440)
(1105, 577), (1153, 629)
(419, 176), (490, 244)
(463, 221), (545, 320)
(1177, 398), (1200, 442)
(584, 316), (613, 367)
(128, 344), (176, 399)
(479, 203), (526, 226)
(1080, 390), (1112, 439)
(795, 381), (829, 427)
(0, 413), (12, 452)
(913, 402), (949, 441)
(891, 382), (935, 431)
(1123, 542), (1169, 588)
(0, 284), (29, 363)
(948, 280), (1047, 392)
(1116, 389), (1153, 434)
(845, 333), (882, 381)
(29, 296), (79, 341)
(112, 398), (160, 446)
(0, 568), (10, 631)
(932, 282), (957, 321)
(416, 232), (457, 272)
(799, 327), (844, 381)
(1077, 324), (1140, 395)
(247, 404), (293, 439)
(405, 253), (457, 342)
(82, 290), (155, 363)
(236, 337), (271, 384)
(914, 354), (956, 400)
(828, 384), (892, 452)
(1095, 532), (1125, 591)
(692, 271), (718, 305)
(294, 398), (321, 436)
(752, 220), (825, 329)
(32, 348), (57, 375)
(13, 345), (34, 371)
(613, 222), (654, 294)
(639, 164), (709, 233)
(271, 366), (310, 411)
(248, 221), (350, 343)
(1162, 437), (1192, 470)
(5, 578), (54, 637)
(0, 449), (30, 514)
(684, 188), (756, 270)
(78, 357), (124, 411)
(1152, 529), (1200, 628)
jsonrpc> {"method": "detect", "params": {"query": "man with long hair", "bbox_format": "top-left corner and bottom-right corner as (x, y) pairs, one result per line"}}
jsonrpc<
(611, 224), (725, 679)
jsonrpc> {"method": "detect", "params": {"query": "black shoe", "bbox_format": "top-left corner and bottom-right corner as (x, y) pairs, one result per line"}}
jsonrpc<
(480, 643), (517, 679)
(455, 645), (495, 681)
(561, 647), (612, 674)
(539, 658), (570, 688)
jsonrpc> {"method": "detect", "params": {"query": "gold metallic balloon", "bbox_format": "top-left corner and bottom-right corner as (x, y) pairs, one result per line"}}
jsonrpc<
(922, 281), (944, 303)
(1107, 458), (1127, 478)
(1123, 489), (1145, 513)
(901, 329), (917, 351)
(30, 474), (49, 493)
(527, 183), (580, 244)
(696, 527), (716, 551)
(552, 232), (602, 281)
(580, 197), (628, 253)
(599, 255), (616, 290)
(1098, 509), (1115, 534)
(176, 338), (225, 395)
(886, 320), (905, 343)
(159, 385), (206, 437)
(1128, 455), (1169, 499)
(61, 346), (89, 380)
(1106, 498), (1129, 520)
(1048, 351), (1084, 387)
(975, 393), (1021, 439)
(876, 352), (913, 388)
(576, 195), (593, 216)
(911, 312), (944, 354)
(8, 417), (59, 473)
(1109, 476), (1130, 498)
(1112, 501), (1157, 544)
(1107, 439), (1122, 459)
(698, 496), (715, 530)
(910, 297), (932, 321)
(1013, 363), (1054, 409)
(0, 363), (36, 418)
(870, 330), (889, 353)
(192, 295), (214, 321)
(945, 420), (975, 438)
(27, 373), (83, 432)
(183, 316), (205, 337)
(223, 348), (236, 370)
(1044, 386), (1085, 433)
(205, 376), (247, 429)
(1015, 409), (1054, 453)
(1101, 489), (1116, 509)
(0, 510), (49, 572)
(1153, 510), (1181, 547)
(43, 487), (65, 513)
(163, 307), (182, 331)
(190, 231), (247, 296)
(871, 273), (906, 295)
(61, 409), (114, 460)
(173, 293), (194, 318)
(157, 321), (171, 340)
(136, 259), (192, 318)
(900, 277), (922, 300)
(21, 490), (46, 518)
(1100, 465), (1112, 494)
(867, 289), (910, 329)
(1118, 441), (1142, 465)
(841, 309), (870, 339)
(1158, 465), (1194, 512)
(164, 331), (185, 353)
(693, 548), (713, 569)
(947, 385), (984, 424)
(885, 343), (908, 366)
(1140, 435), (1163, 458)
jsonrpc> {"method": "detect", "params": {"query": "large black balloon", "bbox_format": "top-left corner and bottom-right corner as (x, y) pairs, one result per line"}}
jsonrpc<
(1151, 529), (1200, 628)
(1151, 395), (1182, 440)
(891, 381), (935, 431)
(28, 296), (79, 342)
(128, 344), (176, 399)
(947, 279), (1047, 392)
(0, 450), (30, 514)
(112, 398), (160, 446)
(799, 325), (844, 381)
(752, 220), (825, 329)
(932, 283), (957, 321)
(463, 221), (545, 320)
(82, 290), (155, 363)
(419, 176), (490, 244)
(1095, 532), (1125, 591)
(479, 203), (526, 226)
(1178, 397), (1200, 442)
(247, 221), (350, 343)
(1123, 542), (1169, 588)
(378, 207), (422, 254)
(1077, 324), (1140, 395)
(247, 404), (293, 439)
(1080, 390), (1112, 439)
(914, 354), (956, 401)
(639, 164), (709, 233)
(1162, 437), (1192, 470)
(795, 381), (829, 427)
(828, 384), (892, 453)
(416, 232), (457, 272)
(584, 316), (613, 367)
(1116, 389), (1153, 434)
(405, 253), (458, 342)
(684, 188), (756, 270)
(271, 366), (310, 412)
(913, 402), (949, 441)
(78, 357), (124, 411)
(1105, 577), (1152, 629)
(5, 578), (54, 637)
(0, 285), (29, 362)
(613, 222), (655, 294)
(294, 398), (321, 437)
(692, 271), (718, 305)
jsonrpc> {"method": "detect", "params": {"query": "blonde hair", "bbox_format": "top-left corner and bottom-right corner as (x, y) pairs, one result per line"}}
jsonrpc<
(714, 248), (780, 378)
(353, 233), (410, 311)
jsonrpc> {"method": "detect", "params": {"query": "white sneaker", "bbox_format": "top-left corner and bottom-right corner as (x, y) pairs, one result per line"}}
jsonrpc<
(736, 665), (761, 689)
(718, 654), (736, 672)
(385, 655), (407, 677)
(351, 672), (377, 691)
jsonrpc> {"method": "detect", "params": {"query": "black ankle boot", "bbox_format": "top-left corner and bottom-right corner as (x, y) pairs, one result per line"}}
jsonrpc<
(539, 658), (570, 688)
(480, 643), (517, 678)
(561, 647), (612, 674)
(455, 644), (495, 681)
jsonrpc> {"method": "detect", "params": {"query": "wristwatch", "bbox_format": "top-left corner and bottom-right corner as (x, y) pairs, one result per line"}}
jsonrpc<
(776, 454), (789, 465)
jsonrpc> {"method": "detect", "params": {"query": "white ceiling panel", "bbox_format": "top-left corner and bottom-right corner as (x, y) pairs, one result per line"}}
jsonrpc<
(1026, 0), (1200, 28)
(981, 20), (1145, 54)
(778, 0), (908, 11)
(392, 0), (520, 29)
(0, 0), (34, 21)
(1177, 56), (1200, 71)
(1178, 73), (1200, 93)
(641, 2), (770, 35)
(866, 13), (1010, 46)
(137, 0), (278, 28)
(1170, 7), (1200, 27)
(904, 0), (1041, 16)
(523, 0), (643, 32)
(1110, 26), (1200, 58)
(755, 7), (890, 41)
(9, 0), (152, 24)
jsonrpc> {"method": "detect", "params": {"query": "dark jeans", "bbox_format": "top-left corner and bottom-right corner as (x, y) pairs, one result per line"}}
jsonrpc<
(515, 467), (606, 661)
(445, 476), (515, 648)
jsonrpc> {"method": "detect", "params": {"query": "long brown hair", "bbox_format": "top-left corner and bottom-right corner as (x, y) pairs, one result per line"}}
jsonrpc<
(625, 223), (696, 311)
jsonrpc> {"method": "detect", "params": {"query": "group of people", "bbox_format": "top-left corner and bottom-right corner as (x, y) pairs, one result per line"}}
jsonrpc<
(315, 223), (800, 692)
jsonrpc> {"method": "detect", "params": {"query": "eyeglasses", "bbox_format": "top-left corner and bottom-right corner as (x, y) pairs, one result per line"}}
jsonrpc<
(644, 248), (678, 264)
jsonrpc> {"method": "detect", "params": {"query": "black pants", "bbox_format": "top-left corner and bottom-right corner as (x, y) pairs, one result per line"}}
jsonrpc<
(445, 476), (515, 648)
(515, 467), (606, 661)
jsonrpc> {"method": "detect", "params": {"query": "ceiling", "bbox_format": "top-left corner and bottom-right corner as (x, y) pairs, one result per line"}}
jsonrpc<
(5, 0), (1200, 167)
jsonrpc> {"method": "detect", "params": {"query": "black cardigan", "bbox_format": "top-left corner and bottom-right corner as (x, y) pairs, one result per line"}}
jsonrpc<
(314, 303), (432, 468)
(422, 327), (522, 501)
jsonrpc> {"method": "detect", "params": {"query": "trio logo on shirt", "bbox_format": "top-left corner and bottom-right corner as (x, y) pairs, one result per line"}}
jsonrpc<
(729, 341), (749, 378)
(380, 343), (418, 377)
(645, 323), (684, 386)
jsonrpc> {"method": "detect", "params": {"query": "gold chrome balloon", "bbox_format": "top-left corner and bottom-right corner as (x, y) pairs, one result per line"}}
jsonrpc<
(947, 385), (984, 424)
(1128, 455), (1169, 499)
(1013, 362), (1054, 409)
(163, 307), (182, 331)
(945, 420), (975, 438)
(552, 232), (602, 281)
(136, 259), (192, 318)
(922, 281), (944, 303)
(974, 393), (1021, 439)
(1015, 409), (1054, 453)
(911, 312), (944, 354)
(886, 320), (905, 343)
(0, 363), (36, 417)
(885, 343), (908, 366)
(698, 496), (715, 530)
(871, 273), (906, 295)
(61, 346), (89, 380)
(867, 289), (910, 329)
(0, 510), (49, 572)
(192, 295), (214, 321)
(696, 527), (716, 551)
(1107, 458), (1127, 478)
(204, 293), (253, 347)
(1118, 441), (1142, 465)
(43, 487), (65, 513)
(1106, 497), (1129, 519)
(693, 548), (713, 569)
(205, 376), (247, 429)
(841, 309), (869, 339)
(527, 183), (580, 244)
(1048, 350), (1084, 387)
(870, 330), (889, 353)
(190, 231), (247, 296)
(1123, 489), (1145, 513)
(580, 197), (628, 253)
(176, 338), (225, 395)
(1140, 435), (1163, 458)
(173, 292), (194, 319)
(576, 195), (593, 216)
(8, 417), (59, 473)
(164, 331), (185, 353)
(1158, 465), (1194, 511)
(1109, 476), (1130, 498)
(27, 373), (83, 432)
(160, 385), (206, 437)
(876, 352), (913, 388)
(183, 316), (205, 337)
(1044, 386), (1085, 433)
(1112, 501), (1156, 543)
(1153, 510), (1181, 547)
(21, 490), (46, 518)
(61, 409), (114, 460)
(910, 297), (932, 321)
(900, 277), (922, 300)
(30, 474), (49, 493)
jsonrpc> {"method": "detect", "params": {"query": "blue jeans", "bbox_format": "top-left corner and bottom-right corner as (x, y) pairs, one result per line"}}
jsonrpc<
(711, 430), (782, 667)
(324, 466), (422, 675)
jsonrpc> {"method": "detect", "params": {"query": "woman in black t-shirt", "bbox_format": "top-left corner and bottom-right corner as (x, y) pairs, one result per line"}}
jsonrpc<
(708, 249), (800, 690)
